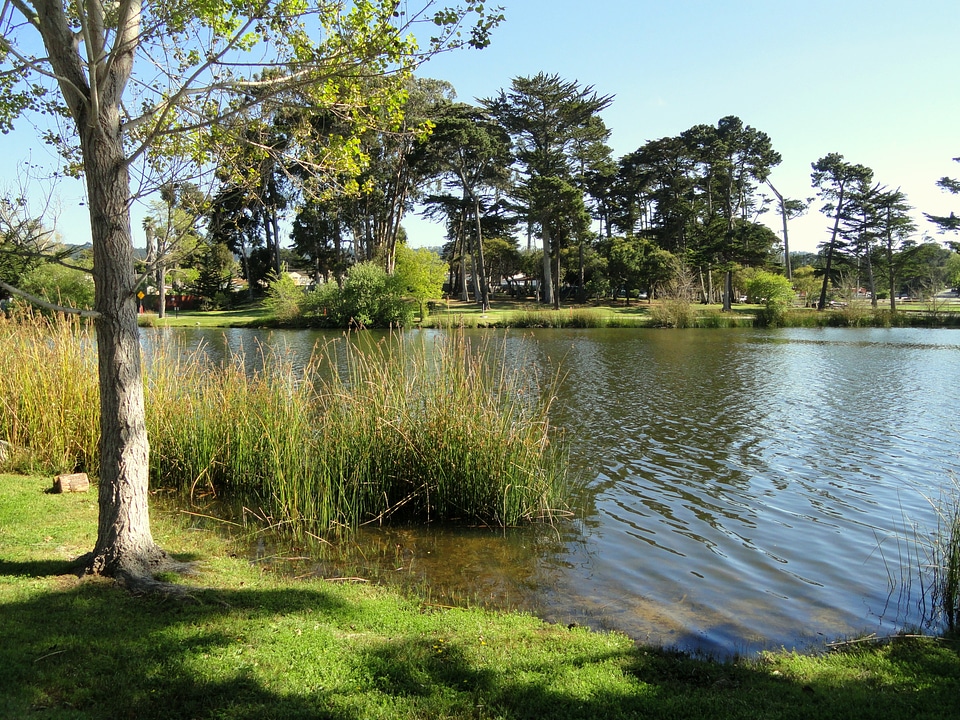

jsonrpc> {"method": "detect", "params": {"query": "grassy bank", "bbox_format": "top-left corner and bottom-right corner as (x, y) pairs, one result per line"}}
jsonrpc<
(141, 299), (960, 330)
(2, 474), (959, 719)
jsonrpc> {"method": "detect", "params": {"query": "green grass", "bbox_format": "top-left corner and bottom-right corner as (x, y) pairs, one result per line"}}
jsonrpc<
(2, 474), (959, 719)
(139, 305), (272, 328)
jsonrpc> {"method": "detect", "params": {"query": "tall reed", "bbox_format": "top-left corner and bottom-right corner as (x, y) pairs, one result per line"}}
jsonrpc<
(649, 298), (694, 328)
(506, 308), (607, 328)
(927, 482), (960, 632)
(0, 312), (99, 473)
(1, 315), (569, 535)
(145, 330), (569, 536)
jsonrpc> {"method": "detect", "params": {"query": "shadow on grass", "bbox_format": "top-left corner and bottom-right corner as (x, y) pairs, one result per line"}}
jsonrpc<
(2, 572), (959, 719)
(0, 558), (83, 577)
(0, 581), (356, 719)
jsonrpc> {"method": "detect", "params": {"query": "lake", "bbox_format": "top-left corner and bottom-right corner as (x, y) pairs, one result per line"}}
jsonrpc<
(145, 325), (960, 656)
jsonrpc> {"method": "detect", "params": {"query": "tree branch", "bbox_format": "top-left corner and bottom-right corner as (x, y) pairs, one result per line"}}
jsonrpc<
(0, 278), (100, 317)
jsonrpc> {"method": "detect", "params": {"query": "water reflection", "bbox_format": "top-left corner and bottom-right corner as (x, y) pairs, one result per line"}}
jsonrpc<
(144, 326), (960, 656)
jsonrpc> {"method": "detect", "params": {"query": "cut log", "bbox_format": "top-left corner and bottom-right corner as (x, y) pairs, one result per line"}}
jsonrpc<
(53, 472), (90, 493)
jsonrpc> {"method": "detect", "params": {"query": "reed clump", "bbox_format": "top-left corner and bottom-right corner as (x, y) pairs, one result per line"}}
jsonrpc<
(506, 308), (607, 328)
(143, 330), (571, 536)
(0, 315), (569, 535)
(927, 481), (960, 633)
(649, 298), (695, 328)
(694, 309), (754, 328)
(0, 311), (99, 474)
(147, 333), (566, 533)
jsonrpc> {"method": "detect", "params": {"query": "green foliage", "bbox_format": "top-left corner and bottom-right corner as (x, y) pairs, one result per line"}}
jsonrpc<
(792, 265), (822, 307)
(308, 261), (412, 328)
(745, 270), (794, 327)
(263, 271), (304, 323)
(393, 245), (447, 320)
(192, 241), (236, 307)
(0, 195), (51, 288)
(926, 157), (960, 233)
(18, 262), (95, 312)
(945, 253), (960, 289)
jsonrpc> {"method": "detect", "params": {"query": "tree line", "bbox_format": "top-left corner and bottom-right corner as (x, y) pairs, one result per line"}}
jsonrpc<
(5, 73), (959, 323)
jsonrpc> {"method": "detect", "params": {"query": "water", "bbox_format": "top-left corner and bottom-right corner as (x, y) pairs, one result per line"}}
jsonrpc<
(144, 325), (960, 656)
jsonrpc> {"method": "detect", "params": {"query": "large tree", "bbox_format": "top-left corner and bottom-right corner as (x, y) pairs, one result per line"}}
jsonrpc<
(682, 116), (781, 310)
(873, 188), (917, 310)
(926, 156), (960, 236)
(413, 101), (513, 310)
(0, 0), (500, 586)
(810, 153), (874, 310)
(483, 73), (613, 307)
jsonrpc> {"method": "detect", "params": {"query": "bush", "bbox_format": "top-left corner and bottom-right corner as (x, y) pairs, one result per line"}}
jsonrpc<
(649, 299), (694, 328)
(754, 306), (787, 328)
(307, 262), (413, 328)
(18, 263), (95, 312)
(264, 271), (304, 323)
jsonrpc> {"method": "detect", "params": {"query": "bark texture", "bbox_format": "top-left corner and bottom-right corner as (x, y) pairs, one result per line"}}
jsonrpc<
(83, 123), (163, 578)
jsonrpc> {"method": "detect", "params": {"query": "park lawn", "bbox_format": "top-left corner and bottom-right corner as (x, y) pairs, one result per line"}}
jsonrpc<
(135, 296), (959, 331)
(141, 305), (272, 328)
(1, 474), (959, 719)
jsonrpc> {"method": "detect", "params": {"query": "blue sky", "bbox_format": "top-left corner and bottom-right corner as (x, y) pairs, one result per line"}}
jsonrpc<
(405, 0), (960, 251)
(1, 0), (957, 253)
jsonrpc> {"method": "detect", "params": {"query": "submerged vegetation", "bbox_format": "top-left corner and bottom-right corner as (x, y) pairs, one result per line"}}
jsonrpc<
(0, 314), (568, 536)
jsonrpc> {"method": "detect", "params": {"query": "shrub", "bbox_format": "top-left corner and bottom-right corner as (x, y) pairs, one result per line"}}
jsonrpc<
(264, 271), (304, 323)
(309, 262), (413, 328)
(746, 270), (794, 328)
(18, 263), (95, 312)
(649, 298), (694, 328)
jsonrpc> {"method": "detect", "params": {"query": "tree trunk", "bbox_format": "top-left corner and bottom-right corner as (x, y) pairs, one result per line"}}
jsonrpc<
(865, 251), (877, 308)
(767, 180), (792, 279)
(456, 211), (469, 302)
(578, 241), (585, 302)
(157, 265), (167, 318)
(541, 221), (553, 306)
(82, 125), (165, 579)
(887, 237), (897, 312)
(471, 196), (490, 312)
(818, 197), (845, 311)
(270, 209), (282, 274)
(886, 209), (898, 312)
(553, 249), (561, 311)
(818, 243), (836, 311)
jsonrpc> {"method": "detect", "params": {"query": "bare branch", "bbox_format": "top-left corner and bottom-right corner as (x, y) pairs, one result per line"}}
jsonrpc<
(0, 278), (99, 317)
(123, 9), (263, 164)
